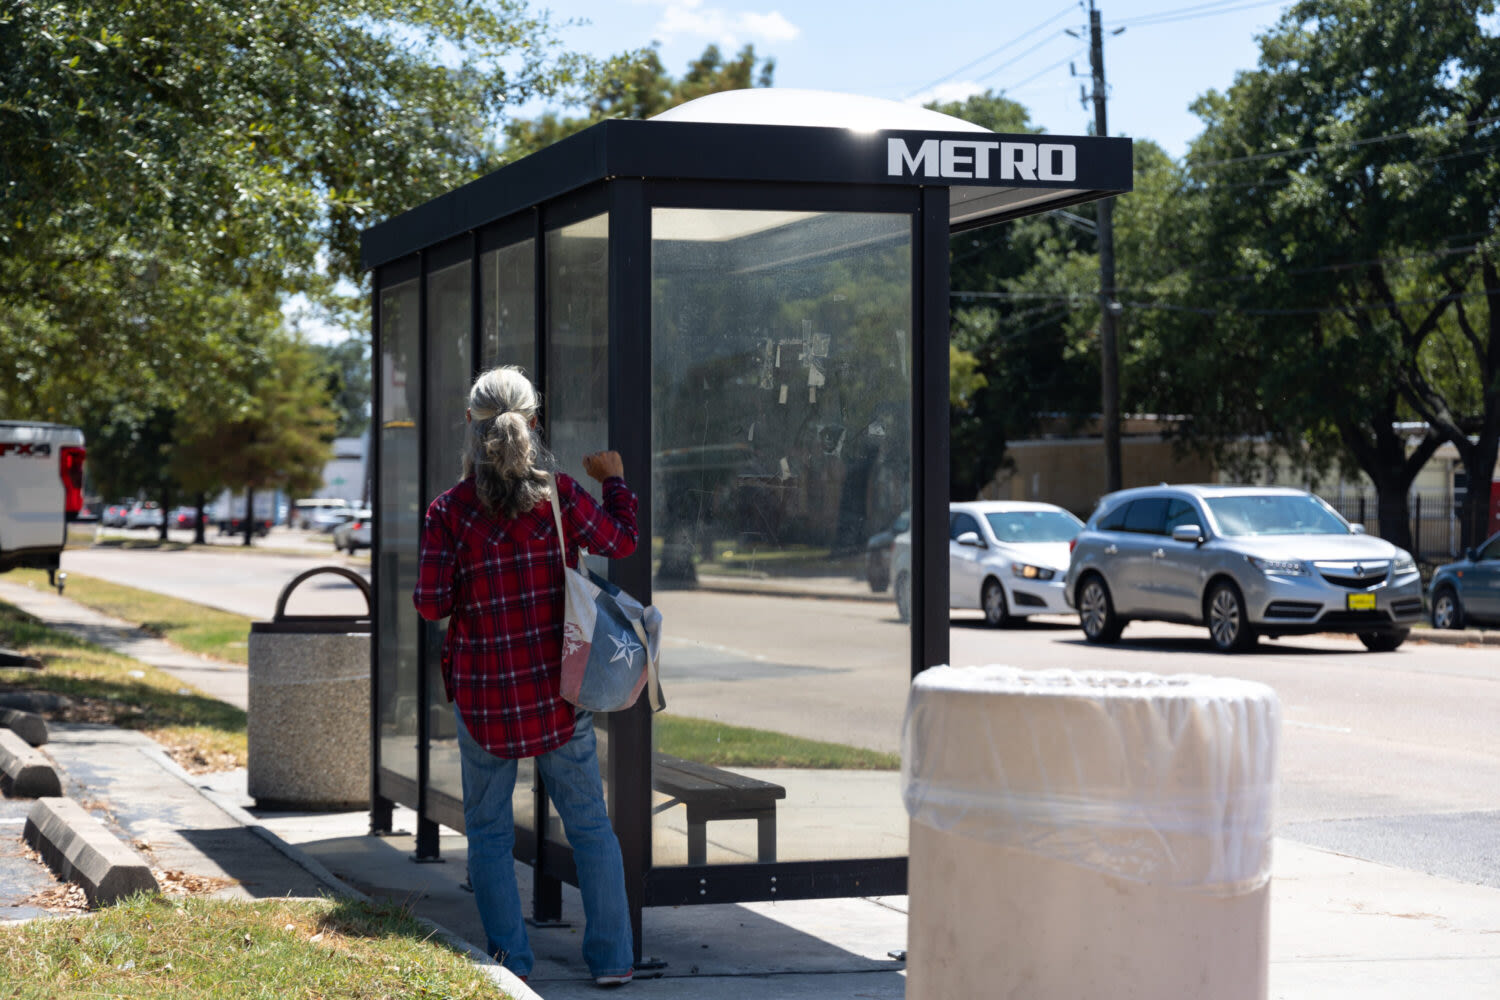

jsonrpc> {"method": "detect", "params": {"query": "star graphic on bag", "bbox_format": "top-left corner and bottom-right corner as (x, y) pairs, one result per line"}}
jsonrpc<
(609, 630), (642, 667)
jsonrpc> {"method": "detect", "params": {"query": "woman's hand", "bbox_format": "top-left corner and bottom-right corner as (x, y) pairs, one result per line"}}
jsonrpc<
(582, 451), (625, 482)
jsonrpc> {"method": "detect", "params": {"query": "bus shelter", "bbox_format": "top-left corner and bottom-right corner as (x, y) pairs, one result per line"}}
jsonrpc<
(360, 89), (1132, 958)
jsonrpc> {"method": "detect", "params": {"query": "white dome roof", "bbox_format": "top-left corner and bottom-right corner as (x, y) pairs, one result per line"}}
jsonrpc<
(651, 88), (992, 134)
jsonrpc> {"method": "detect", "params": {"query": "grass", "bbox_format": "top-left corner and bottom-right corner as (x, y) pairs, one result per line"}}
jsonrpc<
(8, 568), (254, 665)
(0, 894), (514, 1000)
(655, 714), (899, 770)
(0, 602), (246, 771)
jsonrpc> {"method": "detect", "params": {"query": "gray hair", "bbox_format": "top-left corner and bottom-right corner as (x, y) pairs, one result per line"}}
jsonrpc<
(462, 366), (553, 519)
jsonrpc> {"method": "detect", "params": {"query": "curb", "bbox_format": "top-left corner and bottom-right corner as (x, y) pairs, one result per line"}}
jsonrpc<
(0, 728), (62, 797)
(0, 707), (48, 747)
(1405, 628), (1500, 646)
(22, 796), (159, 907)
(140, 747), (545, 1000)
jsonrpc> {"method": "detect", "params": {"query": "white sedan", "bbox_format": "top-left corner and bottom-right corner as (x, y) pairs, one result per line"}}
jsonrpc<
(892, 500), (1084, 626)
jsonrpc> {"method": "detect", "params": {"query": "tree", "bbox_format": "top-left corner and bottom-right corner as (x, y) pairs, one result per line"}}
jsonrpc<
(1, 0), (603, 427)
(173, 335), (338, 545)
(1142, 0), (1499, 549)
(313, 337), (373, 439)
(504, 43), (775, 158)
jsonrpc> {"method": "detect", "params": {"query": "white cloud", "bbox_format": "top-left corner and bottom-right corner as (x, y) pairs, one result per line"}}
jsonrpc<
(638, 1), (801, 50)
(739, 11), (799, 43)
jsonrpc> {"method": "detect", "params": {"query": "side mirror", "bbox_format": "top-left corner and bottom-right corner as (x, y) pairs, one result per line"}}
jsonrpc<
(1466, 547), (1479, 561)
(1171, 524), (1205, 544)
(955, 531), (985, 548)
(1349, 524), (1367, 535)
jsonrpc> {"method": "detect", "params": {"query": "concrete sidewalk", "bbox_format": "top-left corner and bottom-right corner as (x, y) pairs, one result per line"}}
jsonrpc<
(3, 579), (1499, 998)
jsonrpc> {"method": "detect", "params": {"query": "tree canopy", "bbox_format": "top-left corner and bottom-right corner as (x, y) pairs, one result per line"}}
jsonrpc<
(1, 0), (601, 516)
(1134, 0), (1499, 547)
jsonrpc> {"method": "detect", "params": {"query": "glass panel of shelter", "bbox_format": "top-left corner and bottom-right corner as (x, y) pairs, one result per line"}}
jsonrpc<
(648, 207), (913, 866)
(542, 212), (612, 855)
(424, 256), (473, 810)
(480, 235), (541, 836)
(376, 274), (422, 794)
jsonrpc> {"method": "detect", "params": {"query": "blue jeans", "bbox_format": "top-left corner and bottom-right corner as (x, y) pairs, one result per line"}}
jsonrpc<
(454, 707), (634, 979)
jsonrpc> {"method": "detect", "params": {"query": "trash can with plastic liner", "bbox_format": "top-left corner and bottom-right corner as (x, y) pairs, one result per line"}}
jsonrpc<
(902, 665), (1280, 1000)
(248, 566), (372, 810)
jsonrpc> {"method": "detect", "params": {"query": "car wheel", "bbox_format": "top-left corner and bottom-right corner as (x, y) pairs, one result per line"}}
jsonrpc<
(1206, 580), (1257, 652)
(1359, 629), (1408, 652)
(1430, 587), (1464, 630)
(982, 578), (1011, 628)
(894, 571), (912, 624)
(1078, 575), (1123, 643)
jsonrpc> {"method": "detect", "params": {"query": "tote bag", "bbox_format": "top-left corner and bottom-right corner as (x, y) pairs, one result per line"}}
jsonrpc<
(549, 476), (665, 713)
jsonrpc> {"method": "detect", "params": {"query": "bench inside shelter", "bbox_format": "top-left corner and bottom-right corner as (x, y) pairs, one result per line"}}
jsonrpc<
(651, 753), (786, 865)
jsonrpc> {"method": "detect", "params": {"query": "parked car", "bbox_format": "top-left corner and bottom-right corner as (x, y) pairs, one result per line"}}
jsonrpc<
(1063, 484), (1423, 652)
(332, 509), (372, 553)
(865, 510), (909, 592)
(124, 502), (164, 529)
(890, 501), (1084, 625)
(169, 506), (202, 529)
(310, 507), (360, 533)
(1428, 531), (1500, 630)
(101, 500), (133, 527)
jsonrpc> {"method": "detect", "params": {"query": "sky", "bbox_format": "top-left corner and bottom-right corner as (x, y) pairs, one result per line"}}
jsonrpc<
(294, 0), (1302, 343)
(533, 0), (1300, 160)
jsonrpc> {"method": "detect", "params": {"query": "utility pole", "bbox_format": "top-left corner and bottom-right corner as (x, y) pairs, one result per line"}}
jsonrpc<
(1088, 0), (1123, 492)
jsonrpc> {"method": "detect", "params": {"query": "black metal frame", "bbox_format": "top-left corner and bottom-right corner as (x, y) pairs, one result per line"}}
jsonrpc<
(364, 113), (1132, 959)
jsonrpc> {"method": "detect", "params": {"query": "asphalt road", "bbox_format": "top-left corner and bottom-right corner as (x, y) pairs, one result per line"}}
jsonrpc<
(53, 543), (1500, 890)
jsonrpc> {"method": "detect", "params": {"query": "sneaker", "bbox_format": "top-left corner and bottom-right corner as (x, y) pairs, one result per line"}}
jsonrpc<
(594, 969), (634, 987)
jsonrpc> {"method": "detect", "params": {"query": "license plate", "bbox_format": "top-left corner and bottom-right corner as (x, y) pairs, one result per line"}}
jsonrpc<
(1346, 592), (1376, 611)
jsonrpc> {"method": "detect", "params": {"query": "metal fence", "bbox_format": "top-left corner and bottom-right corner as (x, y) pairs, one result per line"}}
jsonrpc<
(1324, 489), (1463, 564)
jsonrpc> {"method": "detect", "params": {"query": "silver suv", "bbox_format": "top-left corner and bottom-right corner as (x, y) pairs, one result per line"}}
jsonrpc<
(1063, 485), (1424, 652)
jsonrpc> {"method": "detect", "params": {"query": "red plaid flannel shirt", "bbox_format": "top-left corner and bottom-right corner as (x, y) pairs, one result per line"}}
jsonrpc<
(413, 473), (638, 758)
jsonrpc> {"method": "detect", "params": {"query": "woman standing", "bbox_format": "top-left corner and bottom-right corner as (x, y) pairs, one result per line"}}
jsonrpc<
(413, 366), (636, 987)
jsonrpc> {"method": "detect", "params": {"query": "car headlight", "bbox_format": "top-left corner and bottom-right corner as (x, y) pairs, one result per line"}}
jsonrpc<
(1392, 552), (1417, 576)
(1012, 562), (1056, 581)
(1247, 556), (1309, 576)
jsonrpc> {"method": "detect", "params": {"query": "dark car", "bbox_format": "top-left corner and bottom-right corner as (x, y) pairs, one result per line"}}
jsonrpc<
(1428, 531), (1500, 630)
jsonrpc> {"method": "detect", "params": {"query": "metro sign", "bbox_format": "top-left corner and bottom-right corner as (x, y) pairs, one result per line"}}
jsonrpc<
(887, 137), (1078, 183)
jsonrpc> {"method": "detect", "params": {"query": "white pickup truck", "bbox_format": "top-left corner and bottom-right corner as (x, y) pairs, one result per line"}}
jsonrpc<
(0, 420), (87, 591)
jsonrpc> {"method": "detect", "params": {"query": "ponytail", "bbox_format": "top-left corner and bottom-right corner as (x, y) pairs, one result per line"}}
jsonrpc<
(461, 366), (553, 519)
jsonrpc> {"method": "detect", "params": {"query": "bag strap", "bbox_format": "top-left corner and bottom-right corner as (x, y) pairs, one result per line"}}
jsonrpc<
(547, 474), (568, 565)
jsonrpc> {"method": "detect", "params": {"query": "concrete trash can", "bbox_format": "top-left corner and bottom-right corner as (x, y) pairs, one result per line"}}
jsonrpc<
(248, 566), (372, 810)
(902, 664), (1280, 1000)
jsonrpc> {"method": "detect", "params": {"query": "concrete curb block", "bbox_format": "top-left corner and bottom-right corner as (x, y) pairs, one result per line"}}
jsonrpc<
(0, 728), (62, 797)
(23, 797), (159, 907)
(1406, 628), (1500, 646)
(0, 707), (48, 746)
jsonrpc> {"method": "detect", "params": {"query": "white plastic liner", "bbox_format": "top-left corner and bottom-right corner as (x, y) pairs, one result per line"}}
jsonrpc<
(902, 664), (1280, 895)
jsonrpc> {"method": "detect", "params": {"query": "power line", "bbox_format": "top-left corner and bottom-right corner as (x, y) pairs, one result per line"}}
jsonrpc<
(1182, 139), (1500, 190)
(1187, 113), (1500, 169)
(998, 50), (1088, 94)
(1123, 287), (1500, 317)
(904, 3), (1081, 99)
(952, 234), (1490, 302)
(1117, 0), (1289, 28)
(975, 31), (1075, 86)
